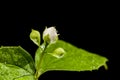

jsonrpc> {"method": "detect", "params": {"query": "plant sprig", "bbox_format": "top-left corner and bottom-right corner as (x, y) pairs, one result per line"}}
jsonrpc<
(0, 27), (108, 80)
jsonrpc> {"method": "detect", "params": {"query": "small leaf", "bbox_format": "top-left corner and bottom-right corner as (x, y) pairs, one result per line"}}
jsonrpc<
(0, 46), (35, 80)
(30, 29), (41, 46)
(38, 40), (108, 74)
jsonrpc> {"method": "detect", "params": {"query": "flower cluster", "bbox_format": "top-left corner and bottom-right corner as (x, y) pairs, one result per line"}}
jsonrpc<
(30, 27), (58, 46)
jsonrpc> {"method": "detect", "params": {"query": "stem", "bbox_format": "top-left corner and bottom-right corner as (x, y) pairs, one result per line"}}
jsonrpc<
(35, 42), (48, 79)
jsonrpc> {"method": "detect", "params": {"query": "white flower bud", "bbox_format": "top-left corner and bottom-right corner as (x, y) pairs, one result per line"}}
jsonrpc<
(43, 27), (58, 44)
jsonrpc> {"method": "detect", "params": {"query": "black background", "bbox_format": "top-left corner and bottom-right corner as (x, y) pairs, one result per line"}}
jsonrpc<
(0, 2), (116, 80)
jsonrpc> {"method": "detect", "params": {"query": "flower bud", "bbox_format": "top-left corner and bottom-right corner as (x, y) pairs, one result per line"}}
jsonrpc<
(43, 27), (58, 44)
(51, 47), (66, 58)
(30, 29), (40, 46)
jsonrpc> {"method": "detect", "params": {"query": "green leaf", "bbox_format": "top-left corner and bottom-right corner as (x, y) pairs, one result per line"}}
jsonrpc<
(0, 63), (34, 80)
(39, 40), (108, 74)
(14, 75), (35, 80)
(0, 46), (35, 80)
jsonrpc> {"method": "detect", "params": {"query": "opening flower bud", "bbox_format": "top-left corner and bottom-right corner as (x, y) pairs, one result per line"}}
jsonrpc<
(43, 27), (58, 44)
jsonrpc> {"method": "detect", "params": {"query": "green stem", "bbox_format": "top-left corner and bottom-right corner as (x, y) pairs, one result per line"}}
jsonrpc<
(35, 42), (48, 79)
